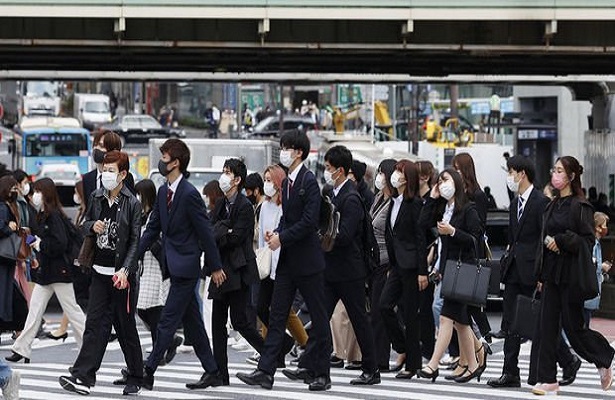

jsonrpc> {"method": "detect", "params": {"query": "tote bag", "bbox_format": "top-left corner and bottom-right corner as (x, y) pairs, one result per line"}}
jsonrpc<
(441, 238), (491, 307)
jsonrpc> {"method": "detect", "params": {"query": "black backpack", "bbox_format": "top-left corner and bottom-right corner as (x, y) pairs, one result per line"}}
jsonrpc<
(297, 171), (340, 252)
(61, 215), (85, 269)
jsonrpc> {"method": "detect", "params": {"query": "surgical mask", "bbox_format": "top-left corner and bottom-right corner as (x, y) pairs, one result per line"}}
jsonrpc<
(101, 171), (121, 191)
(375, 173), (385, 191)
(73, 193), (81, 205)
(439, 181), (456, 200)
(551, 173), (568, 191)
(158, 159), (173, 177)
(32, 192), (43, 209)
(390, 171), (404, 189)
(280, 150), (294, 168)
(22, 183), (30, 196)
(93, 148), (106, 164)
(218, 173), (233, 193)
(324, 169), (338, 186)
(506, 175), (520, 193)
(263, 181), (277, 197)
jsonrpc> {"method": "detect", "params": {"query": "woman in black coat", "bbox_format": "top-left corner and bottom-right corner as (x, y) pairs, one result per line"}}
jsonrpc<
(532, 156), (614, 395)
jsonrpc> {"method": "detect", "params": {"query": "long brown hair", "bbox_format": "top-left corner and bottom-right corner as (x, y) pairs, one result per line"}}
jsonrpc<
(395, 159), (420, 200)
(452, 153), (481, 194)
(33, 178), (66, 220)
(556, 156), (585, 199)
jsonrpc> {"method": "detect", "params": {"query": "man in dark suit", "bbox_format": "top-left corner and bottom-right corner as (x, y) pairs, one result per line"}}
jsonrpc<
(322, 146), (380, 385)
(237, 131), (332, 391)
(488, 156), (581, 388)
(139, 139), (227, 391)
(209, 158), (264, 385)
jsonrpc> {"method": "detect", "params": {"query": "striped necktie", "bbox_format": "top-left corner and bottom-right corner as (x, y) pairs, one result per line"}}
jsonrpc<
(167, 188), (173, 210)
(517, 196), (525, 221)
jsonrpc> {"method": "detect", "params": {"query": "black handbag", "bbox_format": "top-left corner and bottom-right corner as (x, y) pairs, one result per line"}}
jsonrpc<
(0, 232), (22, 262)
(510, 290), (541, 339)
(441, 237), (492, 307)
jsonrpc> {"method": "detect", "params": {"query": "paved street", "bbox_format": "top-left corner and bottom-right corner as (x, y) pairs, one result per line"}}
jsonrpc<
(1, 312), (613, 400)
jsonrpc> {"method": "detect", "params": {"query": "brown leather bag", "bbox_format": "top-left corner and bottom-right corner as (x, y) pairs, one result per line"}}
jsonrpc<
(77, 236), (95, 269)
(17, 228), (30, 261)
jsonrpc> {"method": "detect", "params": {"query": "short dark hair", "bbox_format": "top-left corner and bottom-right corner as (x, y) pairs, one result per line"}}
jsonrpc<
(135, 179), (157, 214)
(506, 155), (536, 184)
(159, 139), (190, 176)
(223, 158), (247, 190)
(280, 131), (310, 161)
(350, 160), (367, 182)
(103, 150), (130, 173)
(94, 130), (122, 151)
(13, 169), (28, 184)
(324, 145), (352, 176)
(245, 172), (264, 193)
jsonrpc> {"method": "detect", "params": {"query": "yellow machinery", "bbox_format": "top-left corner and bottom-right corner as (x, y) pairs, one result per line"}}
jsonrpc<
(423, 116), (473, 147)
(333, 101), (393, 137)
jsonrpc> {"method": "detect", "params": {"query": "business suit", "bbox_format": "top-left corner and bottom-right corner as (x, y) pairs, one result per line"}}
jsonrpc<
(209, 193), (264, 383)
(257, 165), (331, 378)
(83, 169), (135, 210)
(324, 181), (376, 374)
(380, 195), (427, 373)
(139, 176), (222, 375)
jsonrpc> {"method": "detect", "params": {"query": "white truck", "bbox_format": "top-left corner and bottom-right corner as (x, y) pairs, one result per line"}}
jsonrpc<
(21, 81), (61, 117)
(73, 93), (111, 130)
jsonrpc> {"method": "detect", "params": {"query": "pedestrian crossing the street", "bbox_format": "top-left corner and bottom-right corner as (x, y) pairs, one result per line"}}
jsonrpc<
(1, 327), (612, 400)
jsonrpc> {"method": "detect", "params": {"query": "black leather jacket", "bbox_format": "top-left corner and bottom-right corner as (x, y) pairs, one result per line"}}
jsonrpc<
(81, 184), (142, 275)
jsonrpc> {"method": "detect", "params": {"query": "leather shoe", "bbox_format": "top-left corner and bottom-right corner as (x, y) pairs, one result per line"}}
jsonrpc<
(282, 367), (314, 384)
(164, 336), (183, 365)
(560, 355), (582, 386)
(236, 369), (274, 390)
(309, 375), (331, 391)
(487, 374), (521, 388)
(350, 371), (381, 385)
(186, 371), (224, 390)
(490, 329), (507, 339)
(142, 367), (154, 391)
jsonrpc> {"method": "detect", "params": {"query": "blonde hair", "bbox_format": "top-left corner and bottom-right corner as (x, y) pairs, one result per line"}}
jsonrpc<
(594, 211), (609, 227)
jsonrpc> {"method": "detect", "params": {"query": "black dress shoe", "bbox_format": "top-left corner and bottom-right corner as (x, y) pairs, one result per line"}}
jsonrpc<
(487, 374), (521, 388)
(5, 351), (29, 364)
(345, 361), (363, 370)
(560, 355), (582, 386)
(113, 368), (129, 385)
(236, 369), (274, 390)
(491, 329), (507, 339)
(282, 367), (315, 384)
(309, 375), (331, 391)
(123, 383), (141, 395)
(164, 336), (183, 365)
(330, 355), (344, 368)
(186, 371), (224, 390)
(350, 371), (381, 385)
(142, 367), (154, 391)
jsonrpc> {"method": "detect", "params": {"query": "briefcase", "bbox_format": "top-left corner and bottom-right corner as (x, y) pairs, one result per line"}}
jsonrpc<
(487, 259), (501, 296)
(442, 258), (492, 308)
(510, 291), (541, 339)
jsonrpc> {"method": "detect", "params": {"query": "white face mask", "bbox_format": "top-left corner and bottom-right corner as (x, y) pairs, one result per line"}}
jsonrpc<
(324, 169), (338, 186)
(506, 174), (520, 193)
(73, 193), (81, 205)
(101, 171), (121, 191)
(375, 173), (386, 191)
(263, 181), (277, 198)
(22, 183), (30, 196)
(32, 192), (43, 209)
(218, 173), (233, 193)
(439, 181), (456, 200)
(279, 150), (294, 168)
(390, 171), (404, 189)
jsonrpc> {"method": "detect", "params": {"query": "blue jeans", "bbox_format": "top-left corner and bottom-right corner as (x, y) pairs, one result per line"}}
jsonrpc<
(0, 359), (11, 388)
(432, 282), (443, 329)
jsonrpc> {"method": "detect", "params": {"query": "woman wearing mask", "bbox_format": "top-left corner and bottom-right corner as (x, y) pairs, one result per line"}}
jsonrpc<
(418, 169), (485, 383)
(202, 180), (225, 217)
(255, 165), (308, 365)
(60, 151), (143, 396)
(532, 157), (614, 395)
(12, 170), (37, 305)
(379, 159), (428, 379)
(6, 178), (86, 364)
(369, 159), (397, 372)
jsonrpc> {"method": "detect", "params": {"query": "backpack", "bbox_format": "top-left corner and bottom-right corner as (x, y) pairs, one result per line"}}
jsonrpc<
(344, 192), (380, 272)
(297, 171), (340, 252)
(61, 215), (85, 269)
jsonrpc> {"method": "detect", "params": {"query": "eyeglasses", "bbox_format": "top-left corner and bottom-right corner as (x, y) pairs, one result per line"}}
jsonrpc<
(550, 167), (565, 174)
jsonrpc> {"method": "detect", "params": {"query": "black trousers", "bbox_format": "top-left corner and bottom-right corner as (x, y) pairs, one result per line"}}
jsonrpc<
(138, 306), (163, 344)
(419, 282), (435, 360)
(257, 277), (296, 348)
(325, 278), (377, 373)
(369, 265), (392, 369)
(70, 271), (143, 386)
(536, 281), (615, 383)
(501, 281), (535, 377)
(468, 306), (491, 337)
(145, 276), (217, 374)
(380, 268), (422, 372)
(258, 272), (331, 377)
(212, 285), (265, 382)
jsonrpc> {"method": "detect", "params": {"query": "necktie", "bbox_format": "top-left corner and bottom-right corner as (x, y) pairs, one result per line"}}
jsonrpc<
(167, 188), (173, 211)
(97, 175), (102, 190)
(287, 178), (293, 199)
(517, 196), (525, 221)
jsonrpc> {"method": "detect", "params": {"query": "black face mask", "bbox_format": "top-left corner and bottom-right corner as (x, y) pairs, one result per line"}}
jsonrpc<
(158, 159), (172, 177)
(93, 148), (106, 164)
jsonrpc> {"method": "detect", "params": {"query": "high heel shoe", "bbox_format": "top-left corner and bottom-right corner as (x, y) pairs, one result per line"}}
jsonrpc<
(5, 351), (30, 364)
(445, 365), (468, 381)
(454, 367), (484, 383)
(46, 332), (68, 342)
(476, 344), (488, 374)
(417, 366), (439, 382)
(390, 354), (406, 372)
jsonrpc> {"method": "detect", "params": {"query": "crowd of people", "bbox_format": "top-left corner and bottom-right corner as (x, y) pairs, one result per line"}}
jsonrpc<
(0, 129), (613, 398)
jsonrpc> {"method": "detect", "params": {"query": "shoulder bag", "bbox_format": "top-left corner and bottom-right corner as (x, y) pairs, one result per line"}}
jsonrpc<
(0, 231), (22, 262)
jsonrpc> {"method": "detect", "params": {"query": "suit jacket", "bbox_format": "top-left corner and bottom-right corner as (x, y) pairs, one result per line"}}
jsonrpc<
(83, 169), (135, 210)
(208, 193), (259, 298)
(325, 180), (367, 283)
(504, 187), (550, 286)
(276, 165), (325, 277)
(385, 196), (427, 275)
(139, 176), (222, 279)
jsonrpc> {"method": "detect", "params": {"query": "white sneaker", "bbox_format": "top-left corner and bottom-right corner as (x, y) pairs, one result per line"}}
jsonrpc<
(176, 344), (194, 354)
(2, 370), (20, 400)
(246, 352), (260, 365)
(231, 337), (251, 351)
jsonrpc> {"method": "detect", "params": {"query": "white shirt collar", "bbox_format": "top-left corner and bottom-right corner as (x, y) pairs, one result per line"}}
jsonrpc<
(168, 174), (183, 193)
(519, 184), (534, 203)
(288, 164), (302, 183)
(333, 179), (350, 197)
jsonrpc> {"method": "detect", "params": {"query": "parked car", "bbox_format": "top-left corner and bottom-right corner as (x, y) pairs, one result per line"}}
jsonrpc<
(35, 163), (81, 207)
(245, 115), (317, 138)
(100, 114), (185, 144)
